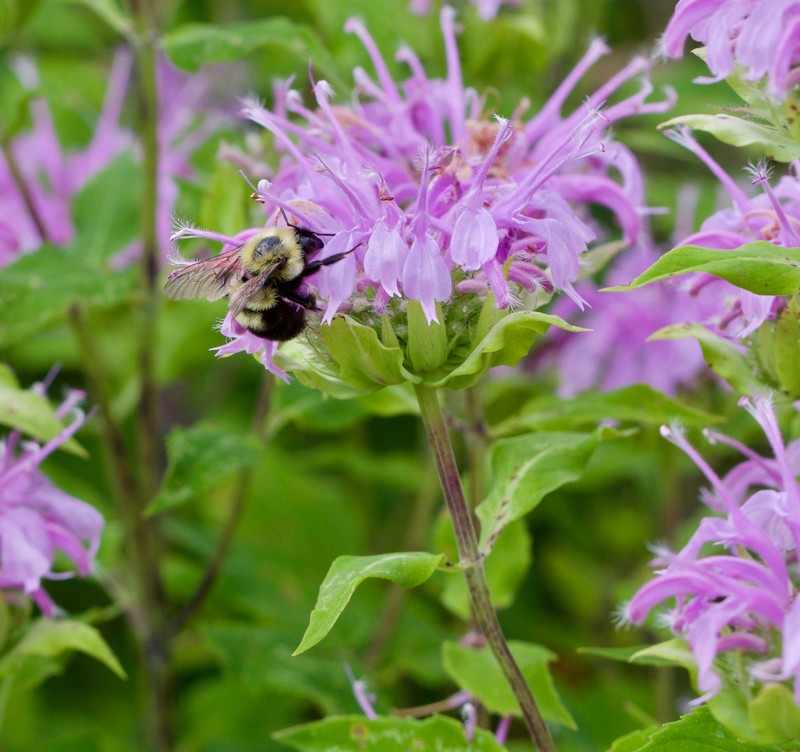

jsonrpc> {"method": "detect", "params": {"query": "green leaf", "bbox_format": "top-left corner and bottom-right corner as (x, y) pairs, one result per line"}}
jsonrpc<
(0, 365), (84, 455)
(440, 519), (531, 620)
(492, 385), (721, 437)
(476, 429), (608, 551)
(163, 19), (342, 85)
(442, 640), (575, 727)
(608, 727), (659, 752)
(773, 297), (800, 398)
(406, 301), (448, 375)
(202, 624), (346, 715)
(430, 311), (585, 390)
(274, 714), (507, 752)
(604, 242), (800, 296)
(295, 552), (445, 655)
(71, 152), (142, 264)
(635, 705), (783, 751)
(57, 0), (132, 36)
(629, 640), (697, 671)
(0, 246), (136, 348)
(659, 114), (800, 163)
(648, 323), (761, 396)
(147, 424), (263, 515)
(317, 315), (417, 392)
(748, 684), (800, 744)
(0, 619), (126, 679)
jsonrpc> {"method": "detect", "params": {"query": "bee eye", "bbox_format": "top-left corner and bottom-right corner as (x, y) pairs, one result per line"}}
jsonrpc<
(254, 236), (281, 258)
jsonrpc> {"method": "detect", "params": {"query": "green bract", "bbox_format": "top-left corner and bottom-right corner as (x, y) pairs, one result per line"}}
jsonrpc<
(273, 294), (583, 397)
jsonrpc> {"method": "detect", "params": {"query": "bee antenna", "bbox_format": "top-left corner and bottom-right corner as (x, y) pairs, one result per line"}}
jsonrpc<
(280, 205), (337, 237)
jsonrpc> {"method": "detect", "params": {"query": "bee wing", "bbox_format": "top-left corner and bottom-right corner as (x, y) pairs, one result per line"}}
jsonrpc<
(164, 248), (244, 301)
(228, 261), (283, 317)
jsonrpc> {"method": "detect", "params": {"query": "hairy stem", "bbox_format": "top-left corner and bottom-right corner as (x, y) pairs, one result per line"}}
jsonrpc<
(414, 384), (556, 752)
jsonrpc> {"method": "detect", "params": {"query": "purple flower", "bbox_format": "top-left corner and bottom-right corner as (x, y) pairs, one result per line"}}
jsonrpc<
(172, 10), (672, 374)
(0, 377), (104, 616)
(666, 128), (791, 338)
(0, 50), (228, 268)
(535, 244), (708, 396)
(0, 52), (134, 262)
(625, 395), (800, 703)
(662, 0), (800, 98)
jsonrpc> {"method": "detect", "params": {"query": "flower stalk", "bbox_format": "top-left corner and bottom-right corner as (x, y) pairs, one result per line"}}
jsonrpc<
(414, 384), (556, 752)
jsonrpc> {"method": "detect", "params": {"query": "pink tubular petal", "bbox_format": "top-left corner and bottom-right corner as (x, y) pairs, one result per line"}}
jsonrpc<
(402, 233), (452, 323)
(450, 207), (499, 270)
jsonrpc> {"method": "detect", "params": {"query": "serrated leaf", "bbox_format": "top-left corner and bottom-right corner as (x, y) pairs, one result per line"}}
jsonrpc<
(476, 429), (608, 551)
(604, 242), (800, 296)
(147, 424), (262, 515)
(636, 705), (782, 751)
(163, 19), (342, 86)
(0, 369), (85, 455)
(442, 640), (574, 727)
(648, 323), (760, 396)
(295, 552), (445, 655)
(274, 714), (507, 752)
(492, 384), (721, 437)
(660, 114), (800, 162)
(609, 727), (659, 752)
(430, 311), (585, 390)
(0, 619), (125, 679)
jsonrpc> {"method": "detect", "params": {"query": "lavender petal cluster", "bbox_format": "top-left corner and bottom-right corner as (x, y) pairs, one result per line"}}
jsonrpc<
(0, 380), (104, 616)
(662, 0), (800, 99)
(667, 128), (794, 338)
(173, 8), (673, 375)
(625, 396), (800, 704)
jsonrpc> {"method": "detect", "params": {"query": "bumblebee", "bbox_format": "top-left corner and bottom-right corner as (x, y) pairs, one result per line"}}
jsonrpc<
(165, 223), (351, 342)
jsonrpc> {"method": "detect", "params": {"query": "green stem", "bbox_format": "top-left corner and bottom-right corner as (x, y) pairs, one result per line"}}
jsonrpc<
(168, 374), (276, 636)
(128, 1), (170, 748)
(1, 139), (49, 244)
(414, 384), (557, 752)
(0, 675), (12, 736)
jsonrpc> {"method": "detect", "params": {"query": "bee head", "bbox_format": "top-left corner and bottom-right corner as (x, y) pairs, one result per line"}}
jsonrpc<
(253, 235), (283, 260)
(293, 228), (325, 255)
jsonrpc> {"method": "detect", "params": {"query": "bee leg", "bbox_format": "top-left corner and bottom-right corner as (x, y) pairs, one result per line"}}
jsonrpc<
(281, 290), (319, 311)
(299, 243), (361, 278)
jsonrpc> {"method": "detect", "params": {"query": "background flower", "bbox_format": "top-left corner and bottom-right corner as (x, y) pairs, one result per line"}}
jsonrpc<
(626, 396), (800, 703)
(0, 380), (103, 616)
(662, 0), (800, 98)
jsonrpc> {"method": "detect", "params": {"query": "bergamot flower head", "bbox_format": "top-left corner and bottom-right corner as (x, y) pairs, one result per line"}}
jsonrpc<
(170, 8), (674, 390)
(625, 396), (800, 706)
(0, 376), (104, 616)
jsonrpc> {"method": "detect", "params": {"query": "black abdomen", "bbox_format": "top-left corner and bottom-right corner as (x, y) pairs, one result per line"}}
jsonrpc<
(236, 302), (308, 341)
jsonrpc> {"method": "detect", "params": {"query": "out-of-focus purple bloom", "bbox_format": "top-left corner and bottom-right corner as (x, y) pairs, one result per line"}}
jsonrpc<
(666, 128), (792, 338)
(0, 50), (227, 268)
(625, 395), (800, 703)
(0, 52), (134, 262)
(536, 244), (708, 396)
(173, 9), (672, 373)
(0, 378), (104, 616)
(662, 0), (800, 98)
